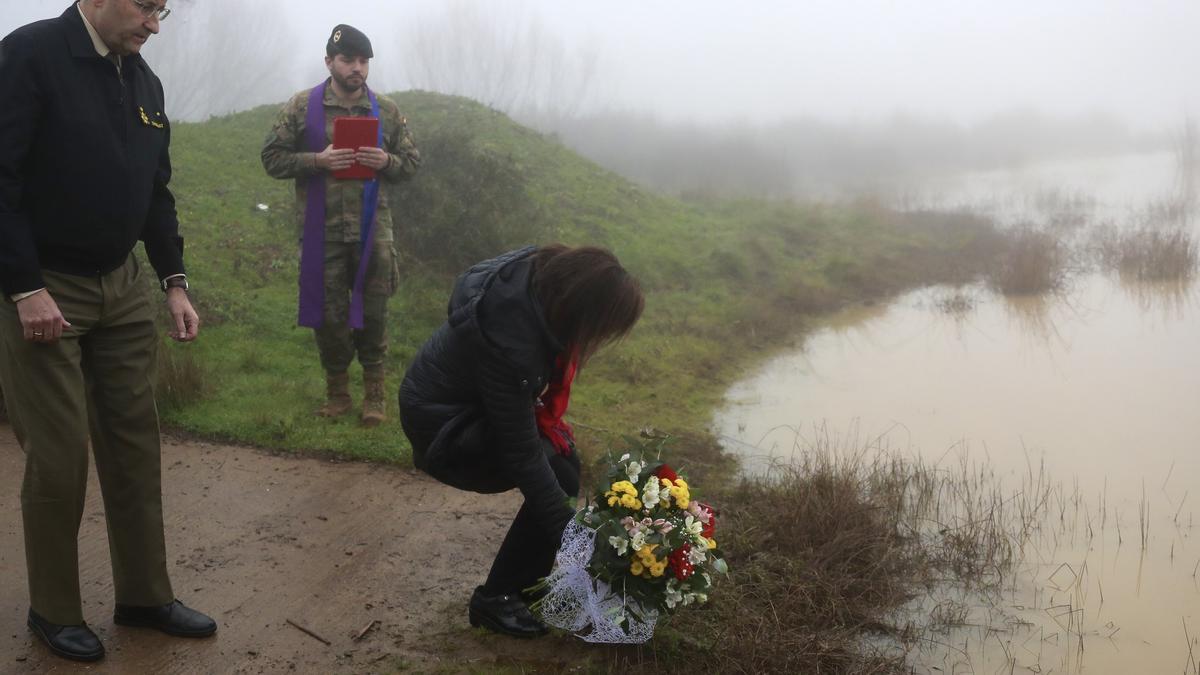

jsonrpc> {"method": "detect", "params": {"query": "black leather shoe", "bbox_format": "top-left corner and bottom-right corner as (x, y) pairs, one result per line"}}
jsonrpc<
(114, 599), (217, 637)
(27, 609), (105, 662)
(468, 586), (549, 638)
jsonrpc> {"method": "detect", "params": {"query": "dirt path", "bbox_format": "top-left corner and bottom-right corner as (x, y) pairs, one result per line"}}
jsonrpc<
(0, 424), (590, 674)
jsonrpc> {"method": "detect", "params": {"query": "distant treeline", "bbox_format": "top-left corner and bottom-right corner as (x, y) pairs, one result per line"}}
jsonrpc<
(517, 108), (1166, 200)
(145, 2), (1170, 202)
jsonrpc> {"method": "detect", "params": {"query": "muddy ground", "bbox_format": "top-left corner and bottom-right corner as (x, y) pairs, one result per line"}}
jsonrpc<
(0, 424), (607, 674)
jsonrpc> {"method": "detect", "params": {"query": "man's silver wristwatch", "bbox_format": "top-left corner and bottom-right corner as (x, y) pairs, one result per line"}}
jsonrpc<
(162, 276), (189, 292)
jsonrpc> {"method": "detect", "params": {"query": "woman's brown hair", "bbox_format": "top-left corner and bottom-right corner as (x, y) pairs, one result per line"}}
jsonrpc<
(532, 244), (644, 365)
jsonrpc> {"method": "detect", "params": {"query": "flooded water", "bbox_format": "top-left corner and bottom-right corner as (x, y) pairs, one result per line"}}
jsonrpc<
(716, 152), (1200, 673)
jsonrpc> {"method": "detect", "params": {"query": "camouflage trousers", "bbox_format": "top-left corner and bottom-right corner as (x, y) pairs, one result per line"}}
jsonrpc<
(310, 241), (398, 375)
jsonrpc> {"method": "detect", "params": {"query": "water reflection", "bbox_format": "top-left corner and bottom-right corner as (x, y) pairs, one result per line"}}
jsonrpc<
(1118, 274), (1198, 323)
(719, 150), (1200, 672)
(716, 277), (1199, 674)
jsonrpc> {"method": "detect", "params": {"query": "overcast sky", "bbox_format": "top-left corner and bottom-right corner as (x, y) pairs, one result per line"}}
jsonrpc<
(3, 0), (1197, 131)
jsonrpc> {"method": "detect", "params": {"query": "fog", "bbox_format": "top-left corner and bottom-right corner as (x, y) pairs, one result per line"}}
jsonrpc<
(3, 0), (1198, 194)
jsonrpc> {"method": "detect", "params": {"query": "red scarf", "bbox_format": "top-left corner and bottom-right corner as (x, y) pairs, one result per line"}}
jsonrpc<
(535, 355), (577, 456)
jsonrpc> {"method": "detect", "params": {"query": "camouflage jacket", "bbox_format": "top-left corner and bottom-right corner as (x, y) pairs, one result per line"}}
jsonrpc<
(261, 81), (420, 242)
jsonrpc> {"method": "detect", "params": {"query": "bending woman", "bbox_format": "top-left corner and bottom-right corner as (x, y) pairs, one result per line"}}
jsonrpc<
(399, 244), (644, 637)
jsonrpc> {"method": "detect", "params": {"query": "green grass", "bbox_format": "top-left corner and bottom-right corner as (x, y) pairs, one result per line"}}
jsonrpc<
(159, 91), (998, 463)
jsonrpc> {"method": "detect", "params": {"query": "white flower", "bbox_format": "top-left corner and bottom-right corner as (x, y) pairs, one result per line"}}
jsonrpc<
(641, 476), (662, 506)
(608, 535), (629, 556)
(683, 515), (704, 538)
(629, 530), (647, 551)
(702, 572), (712, 587)
(664, 579), (684, 610)
(688, 546), (707, 565)
(625, 461), (643, 483)
(618, 453), (630, 463)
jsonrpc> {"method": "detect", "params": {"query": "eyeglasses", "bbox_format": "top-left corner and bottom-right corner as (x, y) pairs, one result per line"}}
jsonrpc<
(129, 0), (171, 21)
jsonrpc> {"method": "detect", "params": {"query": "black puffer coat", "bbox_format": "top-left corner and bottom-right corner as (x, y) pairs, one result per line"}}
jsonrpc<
(399, 246), (573, 538)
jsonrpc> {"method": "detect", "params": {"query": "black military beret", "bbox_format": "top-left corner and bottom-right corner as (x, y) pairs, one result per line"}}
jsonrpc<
(327, 24), (373, 59)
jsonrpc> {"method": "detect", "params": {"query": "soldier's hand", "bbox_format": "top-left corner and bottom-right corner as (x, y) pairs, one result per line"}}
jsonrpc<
(315, 144), (355, 172)
(165, 287), (200, 342)
(16, 290), (71, 344)
(355, 146), (390, 171)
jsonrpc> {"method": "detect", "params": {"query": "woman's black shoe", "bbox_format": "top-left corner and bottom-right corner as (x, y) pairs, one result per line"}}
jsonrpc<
(468, 586), (549, 638)
(27, 609), (105, 662)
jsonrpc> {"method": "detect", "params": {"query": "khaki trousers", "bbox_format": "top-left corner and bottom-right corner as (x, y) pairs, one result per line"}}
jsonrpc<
(0, 255), (173, 625)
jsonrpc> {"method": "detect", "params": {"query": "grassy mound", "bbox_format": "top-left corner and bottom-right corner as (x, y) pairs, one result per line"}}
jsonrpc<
(159, 90), (996, 462)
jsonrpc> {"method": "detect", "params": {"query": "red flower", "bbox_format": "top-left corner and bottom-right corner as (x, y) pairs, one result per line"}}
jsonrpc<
(668, 545), (694, 580)
(654, 464), (678, 482)
(698, 502), (717, 538)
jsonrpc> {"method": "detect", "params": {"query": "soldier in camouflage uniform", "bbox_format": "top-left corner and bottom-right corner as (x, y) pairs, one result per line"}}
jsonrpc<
(262, 24), (420, 426)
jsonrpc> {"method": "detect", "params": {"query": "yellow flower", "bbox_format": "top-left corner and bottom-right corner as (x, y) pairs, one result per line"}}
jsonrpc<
(630, 560), (644, 575)
(607, 481), (642, 509)
(635, 549), (661, 574)
(658, 478), (691, 508)
(649, 562), (666, 577)
(611, 481), (637, 495)
(707, 538), (717, 550)
(668, 483), (690, 509)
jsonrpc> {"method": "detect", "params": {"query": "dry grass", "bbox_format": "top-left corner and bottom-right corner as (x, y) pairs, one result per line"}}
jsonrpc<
(155, 340), (211, 414)
(644, 429), (1056, 674)
(987, 225), (1071, 295)
(1093, 225), (1198, 281)
(1186, 617), (1199, 674)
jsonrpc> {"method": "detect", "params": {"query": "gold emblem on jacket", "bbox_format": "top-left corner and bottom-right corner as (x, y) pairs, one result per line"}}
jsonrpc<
(138, 106), (165, 129)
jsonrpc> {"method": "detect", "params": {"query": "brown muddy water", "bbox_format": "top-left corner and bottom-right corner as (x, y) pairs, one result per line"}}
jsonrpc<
(717, 152), (1199, 673)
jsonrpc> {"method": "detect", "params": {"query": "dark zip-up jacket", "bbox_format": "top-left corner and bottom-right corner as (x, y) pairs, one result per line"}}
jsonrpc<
(0, 5), (184, 295)
(400, 246), (573, 540)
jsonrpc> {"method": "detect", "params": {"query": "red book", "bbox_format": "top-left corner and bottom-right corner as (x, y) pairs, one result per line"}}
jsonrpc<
(331, 116), (379, 180)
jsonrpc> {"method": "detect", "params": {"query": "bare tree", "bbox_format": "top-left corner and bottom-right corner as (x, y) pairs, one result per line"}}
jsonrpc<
(398, 1), (601, 124)
(142, 0), (297, 121)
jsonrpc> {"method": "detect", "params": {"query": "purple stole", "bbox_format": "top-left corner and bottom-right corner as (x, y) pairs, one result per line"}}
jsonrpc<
(298, 80), (383, 329)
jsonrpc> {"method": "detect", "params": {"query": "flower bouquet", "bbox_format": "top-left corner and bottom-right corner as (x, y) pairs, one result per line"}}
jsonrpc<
(534, 435), (728, 643)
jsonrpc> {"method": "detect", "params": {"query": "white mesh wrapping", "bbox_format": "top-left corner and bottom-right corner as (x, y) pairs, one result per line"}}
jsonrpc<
(537, 520), (659, 643)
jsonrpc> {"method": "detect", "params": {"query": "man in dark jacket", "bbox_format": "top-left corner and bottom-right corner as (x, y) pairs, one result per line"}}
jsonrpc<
(0, 0), (214, 662)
